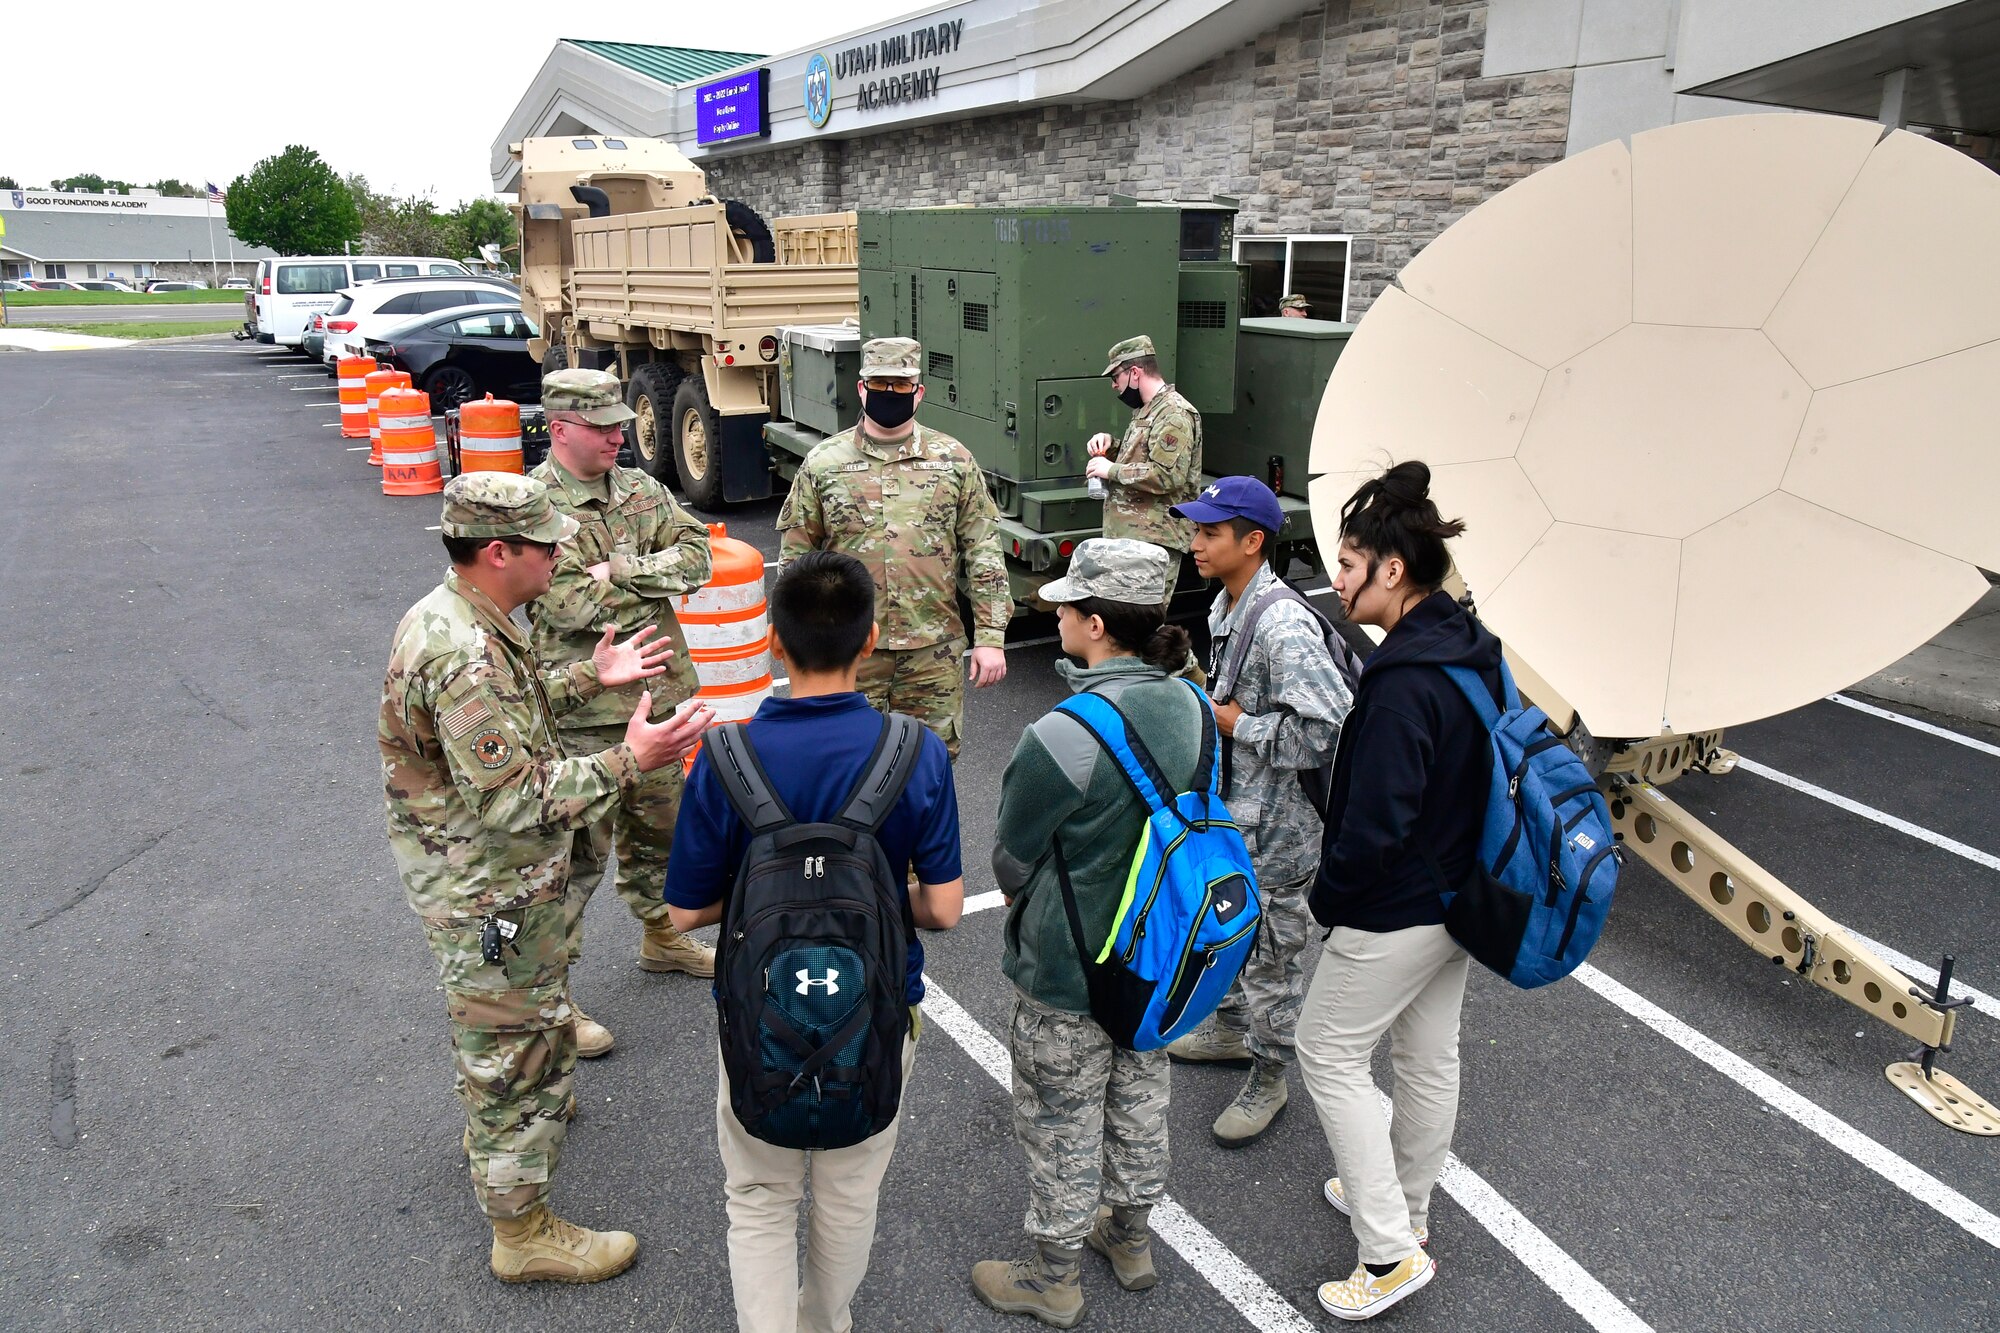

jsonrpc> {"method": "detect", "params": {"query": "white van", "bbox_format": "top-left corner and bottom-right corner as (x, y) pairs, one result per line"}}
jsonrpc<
(252, 255), (472, 347)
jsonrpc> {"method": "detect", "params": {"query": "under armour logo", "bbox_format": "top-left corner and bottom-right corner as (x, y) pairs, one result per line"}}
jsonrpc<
(1202, 483), (1222, 499)
(802, 856), (826, 879)
(796, 968), (841, 996)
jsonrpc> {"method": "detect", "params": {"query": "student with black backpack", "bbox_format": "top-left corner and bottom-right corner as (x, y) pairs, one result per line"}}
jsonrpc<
(1296, 462), (1497, 1322)
(663, 550), (964, 1333)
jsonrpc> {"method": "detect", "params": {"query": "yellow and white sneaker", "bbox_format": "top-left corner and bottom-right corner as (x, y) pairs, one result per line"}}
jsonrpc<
(1316, 1253), (1435, 1321)
(1322, 1176), (1429, 1249)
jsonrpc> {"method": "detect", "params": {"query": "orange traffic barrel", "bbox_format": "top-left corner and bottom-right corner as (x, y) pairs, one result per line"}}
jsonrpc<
(379, 387), (442, 496)
(338, 356), (377, 439)
(672, 524), (774, 763)
(459, 395), (524, 475)
(364, 367), (411, 467)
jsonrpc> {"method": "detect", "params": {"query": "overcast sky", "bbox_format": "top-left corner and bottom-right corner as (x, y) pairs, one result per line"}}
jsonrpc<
(4, 0), (920, 203)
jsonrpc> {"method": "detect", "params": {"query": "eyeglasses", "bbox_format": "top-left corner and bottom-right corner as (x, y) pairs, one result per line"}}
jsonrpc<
(506, 539), (558, 558)
(862, 379), (919, 394)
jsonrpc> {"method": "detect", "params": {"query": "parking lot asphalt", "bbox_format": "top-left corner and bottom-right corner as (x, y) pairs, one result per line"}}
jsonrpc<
(4, 339), (1997, 1331)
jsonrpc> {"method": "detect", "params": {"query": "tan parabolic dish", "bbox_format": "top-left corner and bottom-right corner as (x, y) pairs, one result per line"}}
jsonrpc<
(1308, 114), (2000, 739)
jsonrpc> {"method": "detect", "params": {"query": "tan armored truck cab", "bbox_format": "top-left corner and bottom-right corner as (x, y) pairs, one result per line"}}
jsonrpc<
(510, 135), (858, 506)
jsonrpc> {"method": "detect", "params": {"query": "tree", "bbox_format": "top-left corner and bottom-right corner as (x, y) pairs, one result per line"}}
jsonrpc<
(149, 179), (202, 198)
(0, 176), (16, 189)
(51, 173), (137, 194)
(455, 198), (517, 253)
(227, 146), (362, 255)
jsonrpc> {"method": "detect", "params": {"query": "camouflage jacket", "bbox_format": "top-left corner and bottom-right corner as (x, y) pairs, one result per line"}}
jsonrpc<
(381, 570), (638, 921)
(776, 421), (1012, 651)
(1105, 384), (1202, 553)
(526, 457), (710, 729)
(1207, 565), (1352, 884)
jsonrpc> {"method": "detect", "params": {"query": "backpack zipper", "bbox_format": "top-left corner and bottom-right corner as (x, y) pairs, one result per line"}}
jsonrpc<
(1553, 842), (1619, 956)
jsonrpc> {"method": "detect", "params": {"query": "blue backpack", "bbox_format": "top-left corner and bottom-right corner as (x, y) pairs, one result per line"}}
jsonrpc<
(1428, 661), (1620, 988)
(1051, 679), (1262, 1050)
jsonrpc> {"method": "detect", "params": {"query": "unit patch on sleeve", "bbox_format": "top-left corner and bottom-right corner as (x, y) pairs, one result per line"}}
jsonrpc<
(471, 729), (513, 770)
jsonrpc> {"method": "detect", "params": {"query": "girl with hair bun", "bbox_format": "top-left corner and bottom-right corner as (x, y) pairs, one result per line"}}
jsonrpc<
(1295, 461), (1503, 1321)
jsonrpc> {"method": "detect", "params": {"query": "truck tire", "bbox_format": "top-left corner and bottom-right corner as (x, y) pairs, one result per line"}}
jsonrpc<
(722, 200), (776, 264)
(626, 362), (683, 482)
(541, 341), (568, 374)
(671, 376), (726, 509)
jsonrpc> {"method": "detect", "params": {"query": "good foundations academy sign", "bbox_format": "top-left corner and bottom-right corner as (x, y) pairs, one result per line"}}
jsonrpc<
(808, 17), (965, 125)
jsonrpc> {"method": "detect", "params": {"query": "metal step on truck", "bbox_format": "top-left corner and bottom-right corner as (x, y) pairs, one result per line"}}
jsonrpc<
(511, 135), (1355, 600)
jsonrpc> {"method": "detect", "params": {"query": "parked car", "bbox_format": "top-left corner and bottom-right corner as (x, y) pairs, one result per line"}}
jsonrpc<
(0, 280), (30, 292)
(221, 278), (252, 290)
(364, 305), (542, 411)
(249, 255), (475, 349)
(302, 312), (327, 364)
(321, 276), (518, 367)
(77, 280), (136, 292)
(145, 280), (207, 293)
(29, 280), (85, 291)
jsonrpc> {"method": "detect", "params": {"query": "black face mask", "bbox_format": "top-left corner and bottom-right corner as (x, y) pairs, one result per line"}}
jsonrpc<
(863, 389), (917, 429)
(1117, 385), (1144, 410)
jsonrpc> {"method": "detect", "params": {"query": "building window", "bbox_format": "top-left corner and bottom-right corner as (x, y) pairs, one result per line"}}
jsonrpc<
(1233, 235), (1352, 322)
(45, 263), (68, 279)
(1, 262), (23, 280)
(87, 264), (100, 279)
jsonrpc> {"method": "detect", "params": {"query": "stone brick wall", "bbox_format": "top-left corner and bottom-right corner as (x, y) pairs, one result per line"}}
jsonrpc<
(701, 1), (1573, 318)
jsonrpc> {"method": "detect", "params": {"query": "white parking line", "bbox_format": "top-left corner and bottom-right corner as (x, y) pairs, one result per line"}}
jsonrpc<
(289, 385), (338, 392)
(1826, 693), (2000, 760)
(1571, 964), (2000, 1250)
(1842, 929), (1999, 1021)
(942, 897), (1654, 1331)
(346, 446), (369, 452)
(1733, 757), (2000, 874)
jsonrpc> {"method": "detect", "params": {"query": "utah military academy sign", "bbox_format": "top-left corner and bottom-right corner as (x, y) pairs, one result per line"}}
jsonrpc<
(815, 17), (966, 121)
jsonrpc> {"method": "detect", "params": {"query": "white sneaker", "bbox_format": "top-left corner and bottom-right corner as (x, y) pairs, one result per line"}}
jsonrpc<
(1322, 1176), (1429, 1249)
(1317, 1253), (1435, 1321)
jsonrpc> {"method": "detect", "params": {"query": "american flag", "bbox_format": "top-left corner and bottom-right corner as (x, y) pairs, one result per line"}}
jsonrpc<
(206, 181), (224, 203)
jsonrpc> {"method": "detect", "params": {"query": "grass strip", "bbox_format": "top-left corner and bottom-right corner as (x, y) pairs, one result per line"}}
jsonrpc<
(1, 289), (248, 306)
(44, 320), (242, 339)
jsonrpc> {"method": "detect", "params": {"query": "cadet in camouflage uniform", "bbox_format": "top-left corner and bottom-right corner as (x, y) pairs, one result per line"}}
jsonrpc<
(977, 540), (1195, 1327)
(1278, 293), (1311, 318)
(776, 337), (1012, 757)
(381, 473), (711, 1284)
(528, 368), (716, 1060)
(1085, 335), (1204, 556)
(1163, 478), (1351, 1148)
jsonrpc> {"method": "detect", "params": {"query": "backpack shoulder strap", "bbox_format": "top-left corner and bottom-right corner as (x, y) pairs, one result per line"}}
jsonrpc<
(836, 713), (925, 833)
(1181, 675), (1222, 799)
(1440, 664), (1505, 729)
(1213, 584), (1296, 701)
(707, 721), (793, 833)
(1055, 691), (1174, 813)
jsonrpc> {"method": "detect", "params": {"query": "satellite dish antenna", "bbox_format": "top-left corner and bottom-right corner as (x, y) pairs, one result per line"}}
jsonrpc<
(1309, 114), (1999, 1133)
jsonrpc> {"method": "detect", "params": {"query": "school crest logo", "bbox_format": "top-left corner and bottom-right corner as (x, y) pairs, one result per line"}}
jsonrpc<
(804, 53), (833, 130)
(9, 191), (22, 210)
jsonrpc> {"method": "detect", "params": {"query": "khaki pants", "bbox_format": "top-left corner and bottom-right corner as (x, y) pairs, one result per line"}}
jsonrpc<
(1295, 924), (1470, 1265)
(715, 1030), (919, 1333)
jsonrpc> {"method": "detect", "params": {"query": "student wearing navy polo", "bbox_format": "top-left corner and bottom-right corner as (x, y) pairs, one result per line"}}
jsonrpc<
(665, 549), (964, 1333)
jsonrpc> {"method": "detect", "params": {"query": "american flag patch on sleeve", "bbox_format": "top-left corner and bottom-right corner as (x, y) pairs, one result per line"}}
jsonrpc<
(441, 695), (493, 738)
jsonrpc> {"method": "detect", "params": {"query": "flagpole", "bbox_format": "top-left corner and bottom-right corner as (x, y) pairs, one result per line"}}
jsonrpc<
(206, 189), (219, 285)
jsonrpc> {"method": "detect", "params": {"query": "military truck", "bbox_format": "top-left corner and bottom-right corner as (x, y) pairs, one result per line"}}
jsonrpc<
(512, 135), (1353, 593)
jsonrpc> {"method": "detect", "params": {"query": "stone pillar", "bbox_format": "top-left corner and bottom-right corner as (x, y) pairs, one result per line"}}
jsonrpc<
(797, 139), (847, 213)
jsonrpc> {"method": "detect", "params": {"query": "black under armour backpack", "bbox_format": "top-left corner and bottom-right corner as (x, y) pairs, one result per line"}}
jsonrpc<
(706, 713), (923, 1150)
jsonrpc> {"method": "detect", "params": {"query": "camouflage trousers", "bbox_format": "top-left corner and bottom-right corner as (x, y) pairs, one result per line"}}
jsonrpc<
(1007, 990), (1171, 1247)
(1214, 866), (1317, 1070)
(857, 636), (966, 760)
(560, 721), (681, 962)
(424, 898), (578, 1220)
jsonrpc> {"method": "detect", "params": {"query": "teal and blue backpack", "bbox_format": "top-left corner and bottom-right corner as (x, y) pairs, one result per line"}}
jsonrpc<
(1052, 679), (1262, 1051)
(1430, 660), (1621, 988)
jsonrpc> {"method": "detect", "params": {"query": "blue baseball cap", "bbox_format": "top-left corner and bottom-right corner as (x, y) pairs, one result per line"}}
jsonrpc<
(1170, 475), (1285, 532)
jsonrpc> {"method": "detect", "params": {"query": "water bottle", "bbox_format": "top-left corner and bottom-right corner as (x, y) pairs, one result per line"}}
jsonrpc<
(1086, 475), (1107, 500)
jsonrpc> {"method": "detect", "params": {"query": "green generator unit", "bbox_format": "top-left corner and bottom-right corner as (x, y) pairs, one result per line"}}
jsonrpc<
(854, 202), (1242, 575)
(1204, 316), (1356, 567)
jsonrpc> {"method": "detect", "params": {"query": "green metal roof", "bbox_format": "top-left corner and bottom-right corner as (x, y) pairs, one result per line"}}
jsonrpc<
(565, 40), (765, 87)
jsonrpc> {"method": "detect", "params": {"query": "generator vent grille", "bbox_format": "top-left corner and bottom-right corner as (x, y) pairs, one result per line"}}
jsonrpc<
(1178, 300), (1228, 329)
(928, 352), (956, 378)
(963, 302), (990, 332)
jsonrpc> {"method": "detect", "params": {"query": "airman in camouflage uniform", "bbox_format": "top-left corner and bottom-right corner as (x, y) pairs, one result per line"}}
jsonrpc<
(1085, 335), (1204, 554)
(1278, 293), (1311, 318)
(381, 472), (707, 1284)
(777, 337), (1012, 757)
(528, 368), (716, 1055)
(1164, 478), (1352, 1148)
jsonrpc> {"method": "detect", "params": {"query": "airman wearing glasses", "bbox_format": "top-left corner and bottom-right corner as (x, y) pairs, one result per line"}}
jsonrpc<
(776, 337), (1012, 758)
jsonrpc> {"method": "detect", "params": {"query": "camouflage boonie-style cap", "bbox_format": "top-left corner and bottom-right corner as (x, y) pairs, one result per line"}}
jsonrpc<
(1278, 294), (1309, 312)
(861, 337), (922, 381)
(1102, 334), (1157, 376)
(541, 367), (637, 425)
(440, 473), (580, 544)
(1040, 538), (1174, 606)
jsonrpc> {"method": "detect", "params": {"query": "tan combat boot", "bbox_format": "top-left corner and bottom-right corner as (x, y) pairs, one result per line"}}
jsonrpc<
(1212, 1061), (1288, 1147)
(569, 995), (614, 1059)
(1086, 1204), (1158, 1291)
(971, 1241), (1085, 1328)
(639, 919), (716, 977)
(1164, 1021), (1253, 1069)
(489, 1205), (638, 1284)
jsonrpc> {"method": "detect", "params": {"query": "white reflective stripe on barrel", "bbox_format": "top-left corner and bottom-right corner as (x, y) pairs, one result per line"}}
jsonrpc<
(382, 448), (438, 465)
(339, 377), (366, 389)
(680, 614), (770, 652)
(692, 655), (772, 688)
(701, 687), (772, 725)
(674, 581), (765, 616)
(460, 434), (523, 454)
(340, 404), (368, 415)
(378, 414), (432, 432)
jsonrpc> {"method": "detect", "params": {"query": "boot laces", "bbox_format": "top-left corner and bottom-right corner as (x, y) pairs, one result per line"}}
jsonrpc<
(538, 1212), (593, 1253)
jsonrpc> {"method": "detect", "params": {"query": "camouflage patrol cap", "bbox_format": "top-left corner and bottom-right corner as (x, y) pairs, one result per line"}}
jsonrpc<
(1039, 538), (1174, 606)
(1101, 335), (1157, 377)
(439, 473), (580, 544)
(1278, 294), (1309, 312)
(541, 367), (637, 425)
(861, 337), (923, 381)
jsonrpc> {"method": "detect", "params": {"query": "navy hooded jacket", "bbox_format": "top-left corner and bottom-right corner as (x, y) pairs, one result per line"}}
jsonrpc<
(1310, 590), (1502, 932)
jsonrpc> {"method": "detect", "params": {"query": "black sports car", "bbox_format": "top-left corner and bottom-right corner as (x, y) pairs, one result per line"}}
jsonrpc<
(363, 304), (542, 411)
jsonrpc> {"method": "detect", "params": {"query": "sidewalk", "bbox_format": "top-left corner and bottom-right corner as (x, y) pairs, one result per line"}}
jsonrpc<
(0, 327), (131, 351)
(1854, 582), (2000, 729)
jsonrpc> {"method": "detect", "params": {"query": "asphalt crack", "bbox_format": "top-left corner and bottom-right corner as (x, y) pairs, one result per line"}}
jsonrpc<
(174, 672), (249, 732)
(27, 825), (177, 931)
